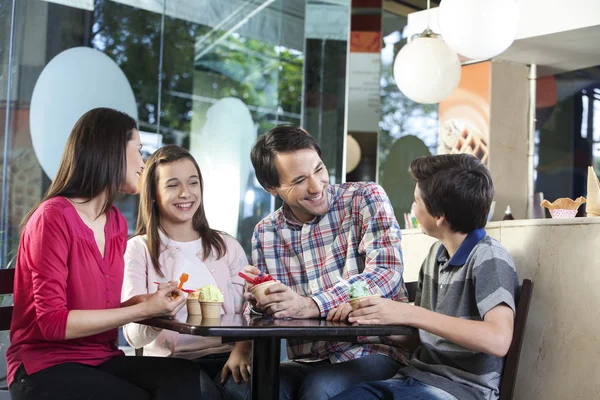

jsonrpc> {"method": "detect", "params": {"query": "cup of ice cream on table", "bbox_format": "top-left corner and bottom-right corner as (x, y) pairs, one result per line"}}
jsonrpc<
(199, 284), (224, 319)
(348, 281), (380, 311)
(248, 273), (278, 303)
(186, 288), (202, 316)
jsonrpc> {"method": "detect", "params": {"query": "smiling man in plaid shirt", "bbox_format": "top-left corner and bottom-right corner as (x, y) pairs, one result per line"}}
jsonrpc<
(240, 126), (408, 400)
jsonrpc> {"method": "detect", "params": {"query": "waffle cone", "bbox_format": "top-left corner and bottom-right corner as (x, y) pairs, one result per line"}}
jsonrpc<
(540, 197), (586, 211)
(586, 166), (600, 216)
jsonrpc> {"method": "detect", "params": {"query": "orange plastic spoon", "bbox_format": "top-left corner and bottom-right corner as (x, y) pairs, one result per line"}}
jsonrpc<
(178, 273), (189, 290)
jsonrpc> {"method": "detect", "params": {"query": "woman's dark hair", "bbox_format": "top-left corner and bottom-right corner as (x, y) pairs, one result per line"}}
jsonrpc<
(22, 107), (137, 228)
(409, 154), (494, 233)
(250, 125), (321, 189)
(134, 144), (226, 277)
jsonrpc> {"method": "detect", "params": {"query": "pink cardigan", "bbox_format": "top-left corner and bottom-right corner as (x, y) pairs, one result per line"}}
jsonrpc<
(121, 232), (247, 359)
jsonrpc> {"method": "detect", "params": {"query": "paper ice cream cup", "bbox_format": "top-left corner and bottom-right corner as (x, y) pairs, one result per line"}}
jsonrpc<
(349, 294), (381, 311)
(250, 281), (278, 302)
(199, 301), (223, 319)
(549, 209), (578, 219)
(186, 298), (202, 316)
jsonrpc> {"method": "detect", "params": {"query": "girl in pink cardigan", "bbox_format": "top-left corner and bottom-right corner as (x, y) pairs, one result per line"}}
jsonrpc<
(122, 144), (251, 392)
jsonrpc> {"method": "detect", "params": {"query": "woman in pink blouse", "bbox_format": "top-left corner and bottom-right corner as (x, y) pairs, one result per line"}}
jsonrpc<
(122, 145), (251, 395)
(7, 108), (218, 399)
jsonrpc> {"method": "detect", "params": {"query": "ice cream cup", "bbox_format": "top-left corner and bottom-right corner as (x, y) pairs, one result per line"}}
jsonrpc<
(199, 301), (223, 319)
(186, 315), (202, 325)
(250, 280), (278, 303)
(186, 298), (202, 316)
(549, 209), (578, 219)
(349, 294), (381, 311)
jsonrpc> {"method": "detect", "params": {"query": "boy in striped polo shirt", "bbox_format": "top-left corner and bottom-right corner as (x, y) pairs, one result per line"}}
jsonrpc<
(332, 154), (519, 400)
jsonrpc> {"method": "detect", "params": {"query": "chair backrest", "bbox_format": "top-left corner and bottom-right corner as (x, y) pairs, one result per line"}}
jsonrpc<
(0, 268), (15, 332)
(405, 281), (418, 303)
(499, 279), (533, 400)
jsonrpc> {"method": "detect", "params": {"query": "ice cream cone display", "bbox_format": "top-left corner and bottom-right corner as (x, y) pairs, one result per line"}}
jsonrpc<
(198, 284), (224, 319)
(540, 196), (586, 219)
(347, 281), (381, 311)
(586, 166), (600, 216)
(438, 63), (491, 167)
(449, 126), (488, 165)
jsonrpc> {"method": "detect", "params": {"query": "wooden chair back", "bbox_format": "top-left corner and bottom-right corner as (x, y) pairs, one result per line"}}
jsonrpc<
(499, 279), (533, 400)
(405, 281), (418, 303)
(0, 268), (15, 332)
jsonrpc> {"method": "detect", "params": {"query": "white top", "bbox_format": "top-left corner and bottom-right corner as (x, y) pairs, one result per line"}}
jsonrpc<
(122, 231), (247, 359)
(164, 236), (219, 291)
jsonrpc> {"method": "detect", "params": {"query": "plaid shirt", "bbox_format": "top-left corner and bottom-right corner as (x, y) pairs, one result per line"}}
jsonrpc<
(252, 182), (408, 364)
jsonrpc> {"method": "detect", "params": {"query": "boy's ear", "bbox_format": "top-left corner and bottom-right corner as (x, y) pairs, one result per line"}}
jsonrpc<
(435, 215), (446, 227)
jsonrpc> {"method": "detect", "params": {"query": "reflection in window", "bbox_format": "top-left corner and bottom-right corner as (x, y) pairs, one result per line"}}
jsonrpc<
(1, 0), (307, 261)
(379, 13), (438, 225)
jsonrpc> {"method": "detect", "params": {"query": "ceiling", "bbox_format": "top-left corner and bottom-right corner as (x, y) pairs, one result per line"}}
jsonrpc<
(384, 0), (600, 77)
(497, 25), (600, 77)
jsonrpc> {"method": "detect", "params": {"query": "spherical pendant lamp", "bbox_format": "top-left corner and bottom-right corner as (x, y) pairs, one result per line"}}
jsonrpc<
(393, 29), (461, 104)
(439, 0), (520, 60)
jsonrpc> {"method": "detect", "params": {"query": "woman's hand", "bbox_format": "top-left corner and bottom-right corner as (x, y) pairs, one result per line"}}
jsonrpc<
(142, 282), (186, 318)
(221, 341), (252, 384)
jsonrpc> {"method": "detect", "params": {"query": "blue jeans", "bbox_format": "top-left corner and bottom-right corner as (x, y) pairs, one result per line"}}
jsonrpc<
(223, 354), (402, 400)
(279, 354), (402, 400)
(330, 376), (458, 400)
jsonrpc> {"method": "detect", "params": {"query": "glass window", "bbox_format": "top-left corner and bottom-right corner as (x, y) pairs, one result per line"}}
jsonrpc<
(534, 66), (600, 215)
(379, 11), (438, 227)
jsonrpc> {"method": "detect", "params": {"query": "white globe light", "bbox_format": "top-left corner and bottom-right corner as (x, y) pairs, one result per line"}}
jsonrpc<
(30, 47), (138, 180)
(439, 0), (520, 60)
(393, 33), (461, 104)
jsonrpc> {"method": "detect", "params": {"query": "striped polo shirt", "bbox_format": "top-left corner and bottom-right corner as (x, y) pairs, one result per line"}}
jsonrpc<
(397, 228), (519, 400)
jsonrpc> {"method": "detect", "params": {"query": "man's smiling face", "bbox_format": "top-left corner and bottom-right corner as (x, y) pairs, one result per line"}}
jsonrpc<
(267, 148), (330, 223)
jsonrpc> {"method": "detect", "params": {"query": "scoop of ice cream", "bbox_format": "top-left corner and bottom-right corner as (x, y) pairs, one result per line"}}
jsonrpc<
(348, 281), (370, 299)
(254, 273), (275, 285)
(187, 289), (200, 300)
(199, 284), (224, 302)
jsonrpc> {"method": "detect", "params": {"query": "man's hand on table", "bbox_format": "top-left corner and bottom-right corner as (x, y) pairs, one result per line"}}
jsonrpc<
(256, 282), (321, 319)
(242, 265), (320, 318)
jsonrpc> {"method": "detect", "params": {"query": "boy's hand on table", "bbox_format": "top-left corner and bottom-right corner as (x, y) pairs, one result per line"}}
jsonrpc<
(326, 303), (353, 322)
(348, 298), (412, 325)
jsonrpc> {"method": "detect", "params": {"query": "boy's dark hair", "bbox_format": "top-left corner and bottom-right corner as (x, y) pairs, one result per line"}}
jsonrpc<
(409, 154), (494, 233)
(250, 125), (322, 189)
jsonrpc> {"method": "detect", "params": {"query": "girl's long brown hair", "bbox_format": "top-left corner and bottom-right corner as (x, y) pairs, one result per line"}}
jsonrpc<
(21, 107), (137, 229)
(134, 144), (226, 277)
